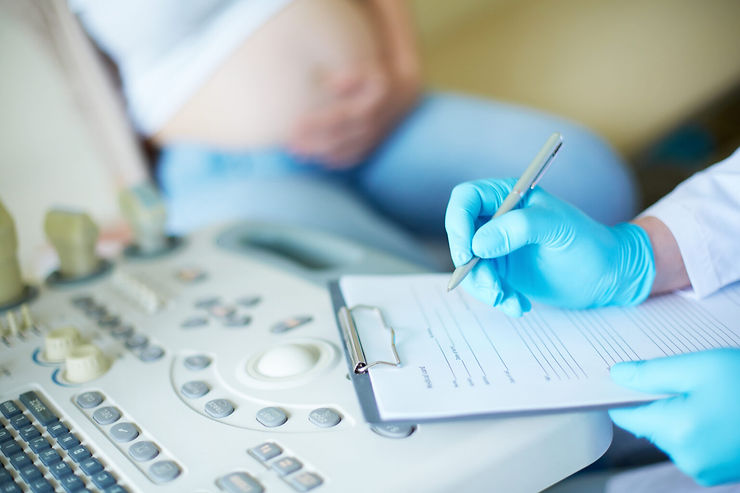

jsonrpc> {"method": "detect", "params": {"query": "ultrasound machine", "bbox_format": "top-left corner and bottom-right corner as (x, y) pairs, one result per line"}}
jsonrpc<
(0, 186), (612, 493)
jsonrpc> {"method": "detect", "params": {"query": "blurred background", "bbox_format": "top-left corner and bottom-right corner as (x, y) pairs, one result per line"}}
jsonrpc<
(1, 0), (739, 273)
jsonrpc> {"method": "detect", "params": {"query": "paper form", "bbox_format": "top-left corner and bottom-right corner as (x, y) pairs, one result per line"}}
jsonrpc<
(338, 274), (740, 422)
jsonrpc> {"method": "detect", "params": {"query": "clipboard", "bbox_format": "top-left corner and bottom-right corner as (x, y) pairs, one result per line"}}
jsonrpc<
(329, 281), (403, 423)
(330, 274), (740, 424)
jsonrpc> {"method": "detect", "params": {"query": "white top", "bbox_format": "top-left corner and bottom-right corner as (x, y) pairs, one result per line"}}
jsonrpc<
(69, 0), (294, 135)
(643, 147), (740, 298)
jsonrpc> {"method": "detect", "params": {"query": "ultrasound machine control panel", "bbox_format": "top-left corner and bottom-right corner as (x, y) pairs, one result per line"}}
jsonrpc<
(0, 189), (611, 493)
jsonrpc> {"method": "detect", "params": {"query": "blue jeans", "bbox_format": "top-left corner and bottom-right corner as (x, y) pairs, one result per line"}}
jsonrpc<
(157, 93), (637, 267)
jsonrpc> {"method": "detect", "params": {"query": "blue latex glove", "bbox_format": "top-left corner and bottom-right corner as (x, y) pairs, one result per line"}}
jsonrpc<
(610, 349), (740, 486)
(445, 178), (655, 316)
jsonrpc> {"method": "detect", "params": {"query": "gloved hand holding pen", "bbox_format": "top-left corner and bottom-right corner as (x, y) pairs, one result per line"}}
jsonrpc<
(444, 177), (655, 317)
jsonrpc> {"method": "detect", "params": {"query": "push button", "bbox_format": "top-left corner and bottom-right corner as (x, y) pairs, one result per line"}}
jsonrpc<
(76, 391), (104, 409)
(216, 472), (264, 493)
(129, 441), (159, 462)
(248, 442), (282, 462)
(205, 399), (235, 419)
(271, 457), (302, 476)
(308, 408), (341, 428)
(288, 472), (323, 492)
(149, 460), (180, 483)
(256, 407), (287, 428)
(181, 381), (210, 399)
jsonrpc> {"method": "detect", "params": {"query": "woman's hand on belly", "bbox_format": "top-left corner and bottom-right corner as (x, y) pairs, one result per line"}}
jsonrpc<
(288, 57), (420, 168)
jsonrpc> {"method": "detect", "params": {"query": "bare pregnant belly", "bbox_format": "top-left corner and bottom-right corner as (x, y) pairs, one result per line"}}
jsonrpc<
(153, 0), (379, 150)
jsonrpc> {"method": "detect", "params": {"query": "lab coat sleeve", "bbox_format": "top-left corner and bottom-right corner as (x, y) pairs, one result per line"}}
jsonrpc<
(641, 148), (740, 298)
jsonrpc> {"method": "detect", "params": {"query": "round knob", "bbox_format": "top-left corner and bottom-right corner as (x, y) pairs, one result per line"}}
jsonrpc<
(44, 209), (101, 280)
(256, 343), (320, 378)
(0, 199), (24, 306)
(44, 326), (81, 362)
(65, 344), (110, 383)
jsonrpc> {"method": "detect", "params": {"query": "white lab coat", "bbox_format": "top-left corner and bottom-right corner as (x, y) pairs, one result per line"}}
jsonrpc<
(643, 147), (740, 298)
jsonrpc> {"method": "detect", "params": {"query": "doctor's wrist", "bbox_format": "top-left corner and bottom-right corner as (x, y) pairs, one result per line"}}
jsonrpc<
(632, 216), (691, 295)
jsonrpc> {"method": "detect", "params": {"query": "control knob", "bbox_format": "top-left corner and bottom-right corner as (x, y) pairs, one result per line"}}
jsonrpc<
(0, 199), (24, 306)
(44, 209), (101, 280)
(44, 326), (81, 362)
(65, 344), (110, 383)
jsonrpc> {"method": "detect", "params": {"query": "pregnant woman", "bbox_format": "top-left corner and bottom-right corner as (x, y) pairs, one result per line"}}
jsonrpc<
(72, 0), (636, 266)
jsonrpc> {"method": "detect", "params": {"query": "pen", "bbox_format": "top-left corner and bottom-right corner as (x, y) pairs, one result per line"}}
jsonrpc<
(446, 132), (563, 292)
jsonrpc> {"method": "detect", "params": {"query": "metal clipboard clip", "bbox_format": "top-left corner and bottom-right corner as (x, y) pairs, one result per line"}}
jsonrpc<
(337, 304), (401, 374)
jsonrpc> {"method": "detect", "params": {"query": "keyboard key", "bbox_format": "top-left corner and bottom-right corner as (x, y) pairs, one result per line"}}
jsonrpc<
(0, 441), (21, 457)
(75, 392), (103, 409)
(59, 474), (85, 492)
(90, 471), (115, 488)
(68, 445), (91, 463)
(19, 392), (59, 426)
(38, 448), (62, 466)
(9, 452), (31, 469)
(18, 425), (40, 441)
(288, 472), (323, 492)
(216, 472), (264, 493)
(57, 433), (81, 450)
(8, 415), (30, 430)
(109, 422), (139, 443)
(0, 483), (21, 493)
(149, 460), (180, 483)
(271, 456), (302, 476)
(79, 458), (103, 475)
(28, 437), (50, 453)
(19, 464), (42, 481)
(28, 478), (53, 493)
(0, 401), (21, 419)
(47, 422), (69, 438)
(255, 407), (287, 428)
(248, 442), (282, 462)
(0, 429), (12, 444)
(49, 461), (73, 479)
(92, 407), (121, 425)
(128, 441), (159, 462)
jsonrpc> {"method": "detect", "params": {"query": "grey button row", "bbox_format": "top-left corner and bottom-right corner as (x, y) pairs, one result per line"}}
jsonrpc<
(75, 390), (181, 483)
(247, 442), (324, 491)
(70, 297), (165, 362)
